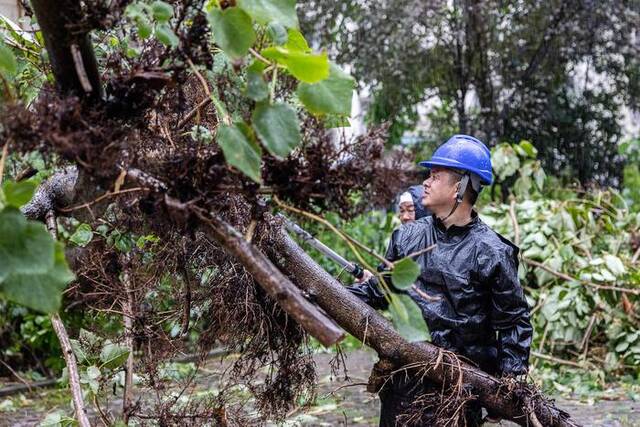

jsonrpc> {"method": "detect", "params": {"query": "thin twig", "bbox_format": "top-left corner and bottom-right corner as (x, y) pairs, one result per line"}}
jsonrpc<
(270, 65), (278, 103)
(45, 211), (91, 427)
(632, 246), (640, 265)
(523, 257), (640, 295)
(249, 47), (271, 64)
(0, 359), (32, 391)
(0, 142), (9, 185)
(579, 314), (597, 353)
(187, 58), (231, 126)
(274, 196), (391, 269)
(321, 382), (368, 399)
(508, 198), (520, 246)
(70, 44), (93, 93)
(530, 351), (587, 369)
(177, 97), (212, 129)
(59, 187), (146, 212)
(404, 244), (437, 260)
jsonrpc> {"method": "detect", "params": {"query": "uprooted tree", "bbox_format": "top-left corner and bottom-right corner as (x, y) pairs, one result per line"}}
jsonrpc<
(0, 1), (580, 425)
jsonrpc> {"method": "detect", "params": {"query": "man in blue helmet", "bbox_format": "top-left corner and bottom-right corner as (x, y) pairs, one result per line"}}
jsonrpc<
(349, 135), (532, 426)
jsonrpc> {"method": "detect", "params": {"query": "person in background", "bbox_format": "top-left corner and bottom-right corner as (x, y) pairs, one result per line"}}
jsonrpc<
(398, 185), (431, 224)
(397, 191), (416, 224)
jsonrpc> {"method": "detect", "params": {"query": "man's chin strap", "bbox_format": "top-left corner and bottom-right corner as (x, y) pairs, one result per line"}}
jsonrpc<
(440, 174), (470, 223)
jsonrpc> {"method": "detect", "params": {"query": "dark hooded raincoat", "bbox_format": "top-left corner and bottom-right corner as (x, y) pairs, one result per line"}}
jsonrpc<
(349, 213), (532, 426)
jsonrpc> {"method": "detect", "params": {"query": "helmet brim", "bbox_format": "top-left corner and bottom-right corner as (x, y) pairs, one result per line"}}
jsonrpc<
(418, 159), (492, 185)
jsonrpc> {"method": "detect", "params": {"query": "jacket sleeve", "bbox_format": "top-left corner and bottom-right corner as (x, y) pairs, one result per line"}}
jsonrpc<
(346, 277), (389, 310)
(489, 246), (533, 376)
(346, 229), (403, 309)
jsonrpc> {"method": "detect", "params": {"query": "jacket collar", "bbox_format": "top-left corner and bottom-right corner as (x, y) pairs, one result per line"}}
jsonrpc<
(433, 210), (480, 237)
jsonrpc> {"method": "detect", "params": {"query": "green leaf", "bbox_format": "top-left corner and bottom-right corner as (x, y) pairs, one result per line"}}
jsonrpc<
(135, 16), (153, 39)
(391, 257), (421, 290)
(2, 180), (36, 208)
(389, 293), (430, 342)
(69, 223), (93, 247)
(0, 41), (17, 75)
(534, 165), (546, 190)
(245, 69), (269, 101)
(0, 208), (55, 281)
(261, 46), (329, 83)
(296, 63), (355, 115)
(252, 103), (301, 158)
(616, 341), (630, 352)
(151, 1), (173, 22)
(155, 23), (179, 47)
(285, 29), (310, 52)
(217, 124), (262, 183)
(0, 211), (74, 313)
(86, 365), (101, 380)
(603, 254), (625, 277)
(518, 140), (538, 158)
(70, 338), (90, 364)
(267, 22), (288, 45)
(100, 342), (130, 370)
(491, 143), (520, 180)
(208, 7), (256, 59)
(237, 0), (299, 28)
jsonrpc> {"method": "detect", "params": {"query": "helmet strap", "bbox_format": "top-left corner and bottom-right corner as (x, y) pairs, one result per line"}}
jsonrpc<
(441, 174), (469, 223)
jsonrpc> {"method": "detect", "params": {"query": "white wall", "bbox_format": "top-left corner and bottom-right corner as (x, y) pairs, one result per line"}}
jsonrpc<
(0, 1), (23, 26)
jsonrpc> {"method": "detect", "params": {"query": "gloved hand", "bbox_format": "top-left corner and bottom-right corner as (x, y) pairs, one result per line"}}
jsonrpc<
(354, 268), (374, 284)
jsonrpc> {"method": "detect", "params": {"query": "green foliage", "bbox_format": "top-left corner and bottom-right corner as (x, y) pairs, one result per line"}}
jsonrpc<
(208, 7), (256, 59)
(155, 23), (179, 47)
(481, 143), (640, 373)
(0, 15), (47, 104)
(69, 223), (93, 247)
(391, 258), (420, 290)
(150, 1), (173, 22)
(245, 65), (269, 101)
(296, 64), (355, 115)
(388, 293), (430, 343)
(252, 102), (301, 158)
(620, 139), (640, 212)
(194, 0), (352, 176)
(262, 46), (329, 83)
(0, 40), (17, 76)
(301, 1), (639, 184)
(217, 123), (263, 183)
(491, 140), (546, 199)
(0, 205), (74, 314)
(238, 0), (299, 28)
(1, 180), (37, 208)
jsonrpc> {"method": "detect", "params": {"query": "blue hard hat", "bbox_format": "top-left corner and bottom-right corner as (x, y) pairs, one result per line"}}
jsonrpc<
(419, 134), (493, 186)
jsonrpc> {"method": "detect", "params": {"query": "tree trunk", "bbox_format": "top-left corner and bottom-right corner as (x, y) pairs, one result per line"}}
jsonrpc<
(45, 211), (92, 427)
(188, 202), (346, 347)
(30, 0), (103, 98)
(273, 230), (580, 427)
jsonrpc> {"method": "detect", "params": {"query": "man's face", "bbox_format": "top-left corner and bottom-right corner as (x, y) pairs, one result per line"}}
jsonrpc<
(398, 201), (416, 224)
(422, 167), (459, 211)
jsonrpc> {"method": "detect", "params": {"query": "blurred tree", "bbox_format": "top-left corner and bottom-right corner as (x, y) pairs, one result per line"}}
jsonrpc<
(300, 0), (640, 186)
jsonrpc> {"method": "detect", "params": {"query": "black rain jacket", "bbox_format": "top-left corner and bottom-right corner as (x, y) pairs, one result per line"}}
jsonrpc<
(349, 213), (532, 376)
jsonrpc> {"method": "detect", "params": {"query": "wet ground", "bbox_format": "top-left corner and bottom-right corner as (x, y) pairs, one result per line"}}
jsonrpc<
(1, 349), (638, 426)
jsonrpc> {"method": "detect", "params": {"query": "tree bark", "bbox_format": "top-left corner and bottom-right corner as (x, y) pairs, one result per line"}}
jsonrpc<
(45, 211), (92, 427)
(273, 230), (580, 427)
(189, 204), (346, 347)
(30, 0), (103, 99)
(120, 254), (135, 423)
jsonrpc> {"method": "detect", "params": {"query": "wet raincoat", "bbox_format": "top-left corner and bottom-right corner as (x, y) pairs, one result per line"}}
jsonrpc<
(349, 212), (532, 426)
